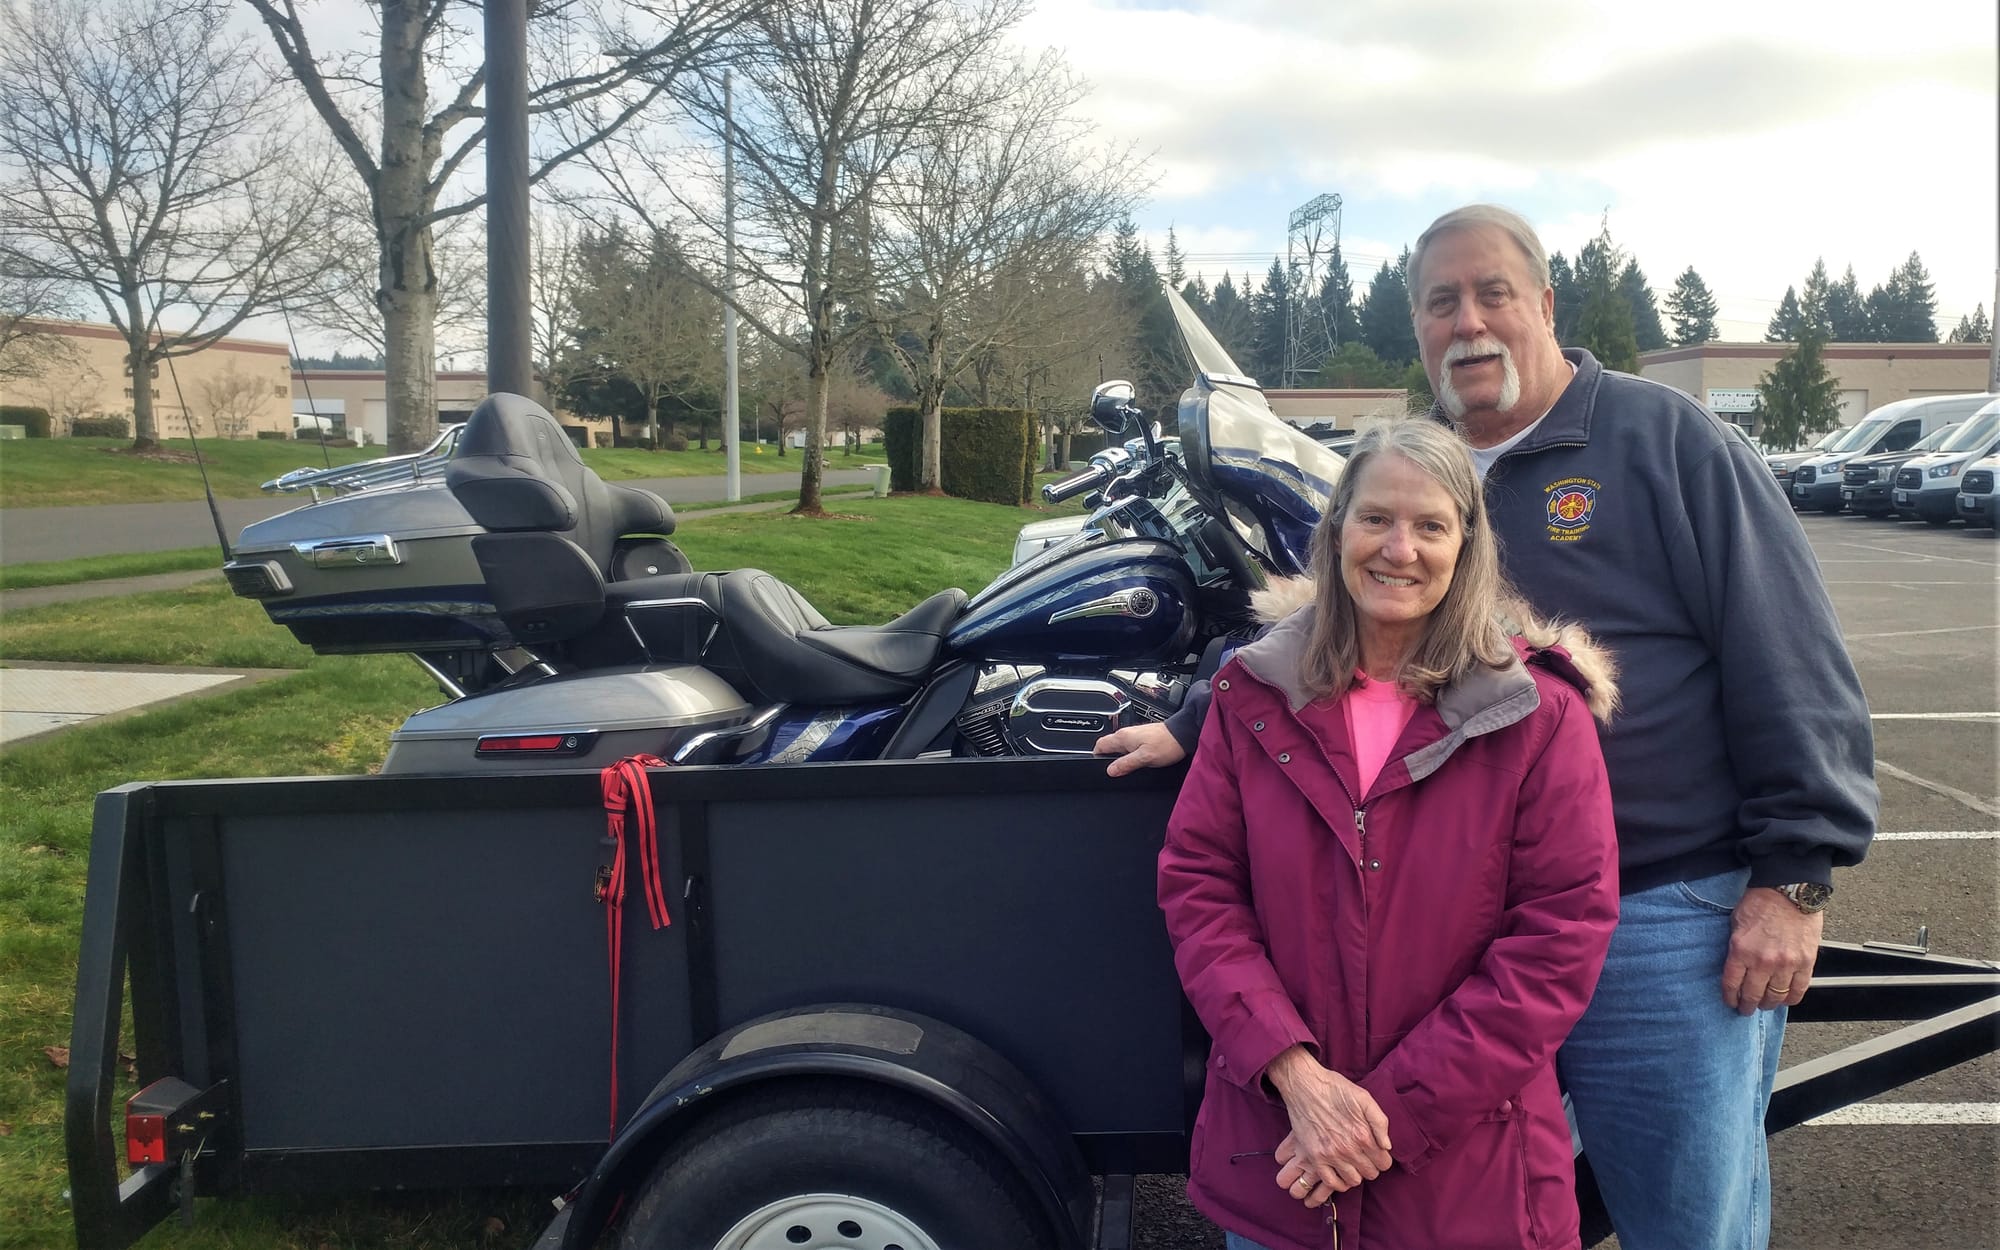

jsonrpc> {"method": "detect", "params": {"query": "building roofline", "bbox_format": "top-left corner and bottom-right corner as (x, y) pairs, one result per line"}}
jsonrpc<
(15, 317), (290, 356)
(1640, 341), (1991, 364)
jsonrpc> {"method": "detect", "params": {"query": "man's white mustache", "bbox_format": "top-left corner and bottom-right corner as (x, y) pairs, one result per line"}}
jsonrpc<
(1443, 337), (1511, 366)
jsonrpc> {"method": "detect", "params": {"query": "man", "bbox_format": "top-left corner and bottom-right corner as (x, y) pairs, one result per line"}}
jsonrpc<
(1098, 203), (1877, 1250)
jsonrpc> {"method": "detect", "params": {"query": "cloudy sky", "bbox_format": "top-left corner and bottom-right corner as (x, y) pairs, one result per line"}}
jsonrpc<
(1012, 0), (1997, 340)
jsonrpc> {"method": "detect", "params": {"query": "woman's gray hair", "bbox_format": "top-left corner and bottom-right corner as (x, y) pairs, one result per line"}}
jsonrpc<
(1408, 205), (1551, 312)
(1299, 414), (1518, 703)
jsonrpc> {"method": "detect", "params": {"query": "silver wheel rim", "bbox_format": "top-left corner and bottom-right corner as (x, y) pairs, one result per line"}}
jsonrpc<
(713, 1192), (942, 1250)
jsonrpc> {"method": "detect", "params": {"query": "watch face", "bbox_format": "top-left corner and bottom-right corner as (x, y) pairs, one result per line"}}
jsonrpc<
(1786, 883), (1833, 911)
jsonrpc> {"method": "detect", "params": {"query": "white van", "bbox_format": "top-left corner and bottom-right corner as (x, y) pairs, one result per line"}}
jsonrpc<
(1789, 393), (1998, 514)
(1892, 398), (2000, 524)
(1954, 452), (1998, 528)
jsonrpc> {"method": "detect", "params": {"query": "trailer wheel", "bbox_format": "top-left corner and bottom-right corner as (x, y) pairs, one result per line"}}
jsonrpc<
(616, 1082), (1055, 1250)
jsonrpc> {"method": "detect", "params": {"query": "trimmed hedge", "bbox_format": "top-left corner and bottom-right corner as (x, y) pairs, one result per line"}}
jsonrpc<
(0, 404), (52, 438)
(256, 430), (289, 440)
(70, 416), (130, 438)
(883, 407), (919, 493)
(884, 406), (1036, 504)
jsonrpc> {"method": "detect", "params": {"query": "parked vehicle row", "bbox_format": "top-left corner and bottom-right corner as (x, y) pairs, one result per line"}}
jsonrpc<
(1772, 393), (2000, 525)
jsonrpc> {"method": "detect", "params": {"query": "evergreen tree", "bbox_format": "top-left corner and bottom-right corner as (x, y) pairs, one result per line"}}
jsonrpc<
(1664, 266), (1720, 345)
(1206, 272), (1253, 362)
(1314, 341), (1398, 388)
(1103, 216), (1180, 412)
(1248, 258), (1290, 385)
(1827, 266), (1870, 341)
(1162, 226), (1187, 288)
(1877, 251), (1939, 342)
(1753, 327), (1842, 451)
(1319, 238), (1360, 349)
(1400, 359), (1434, 414)
(1863, 284), (1897, 343)
(1948, 304), (1992, 344)
(1547, 252), (1583, 343)
(1620, 260), (1667, 351)
(1799, 258), (1833, 337)
(1357, 257), (1418, 367)
(1764, 287), (1803, 342)
(1573, 221), (1639, 370)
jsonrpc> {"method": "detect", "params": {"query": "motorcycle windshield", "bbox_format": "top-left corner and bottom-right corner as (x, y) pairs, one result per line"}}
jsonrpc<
(1166, 284), (1343, 574)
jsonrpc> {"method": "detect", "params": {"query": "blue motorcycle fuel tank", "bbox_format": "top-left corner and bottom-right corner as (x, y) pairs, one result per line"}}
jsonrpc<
(946, 537), (1196, 664)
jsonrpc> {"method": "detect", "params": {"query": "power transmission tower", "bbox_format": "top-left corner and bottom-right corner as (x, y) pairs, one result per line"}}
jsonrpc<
(1284, 193), (1342, 388)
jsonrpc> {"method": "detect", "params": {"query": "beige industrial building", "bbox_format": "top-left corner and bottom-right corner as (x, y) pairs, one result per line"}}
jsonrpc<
(1268, 342), (1991, 434)
(0, 319), (294, 436)
(1637, 341), (1992, 431)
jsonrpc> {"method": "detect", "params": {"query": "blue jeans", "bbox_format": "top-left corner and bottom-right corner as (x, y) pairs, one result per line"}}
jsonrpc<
(1224, 1235), (1273, 1250)
(1557, 867), (1785, 1250)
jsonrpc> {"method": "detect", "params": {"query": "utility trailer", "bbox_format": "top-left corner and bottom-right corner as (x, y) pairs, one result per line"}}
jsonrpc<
(66, 759), (2000, 1250)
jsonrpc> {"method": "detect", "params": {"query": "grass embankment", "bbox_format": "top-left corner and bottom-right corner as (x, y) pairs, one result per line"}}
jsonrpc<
(0, 492), (1071, 1249)
(0, 437), (885, 508)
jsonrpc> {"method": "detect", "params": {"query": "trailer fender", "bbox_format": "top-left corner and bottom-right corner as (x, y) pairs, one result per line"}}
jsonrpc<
(558, 1003), (1092, 1250)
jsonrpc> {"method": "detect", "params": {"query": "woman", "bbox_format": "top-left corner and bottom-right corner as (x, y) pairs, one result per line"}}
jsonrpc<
(1159, 415), (1620, 1250)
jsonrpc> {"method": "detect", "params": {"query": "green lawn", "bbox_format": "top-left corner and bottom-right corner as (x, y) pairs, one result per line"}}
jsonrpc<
(0, 492), (1076, 1249)
(0, 437), (885, 508)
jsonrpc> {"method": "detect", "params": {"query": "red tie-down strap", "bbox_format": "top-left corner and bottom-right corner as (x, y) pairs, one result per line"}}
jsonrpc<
(598, 754), (673, 1136)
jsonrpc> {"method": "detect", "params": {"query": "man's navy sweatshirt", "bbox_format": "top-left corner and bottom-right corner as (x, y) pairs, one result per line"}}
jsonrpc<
(1166, 349), (1877, 894)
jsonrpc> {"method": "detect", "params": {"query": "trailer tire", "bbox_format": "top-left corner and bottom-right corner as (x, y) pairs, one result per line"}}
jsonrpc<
(616, 1081), (1056, 1250)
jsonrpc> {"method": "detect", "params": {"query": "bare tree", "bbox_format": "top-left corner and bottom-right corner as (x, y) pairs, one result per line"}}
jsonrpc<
(568, 224), (721, 448)
(825, 368), (889, 453)
(247, 0), (770, 453)
(0, 268), (80, 381)
(859, 56), (1137, 491)
(199, 364), (269, 437)
(30, 360), (105, 432)
(302, 191), (488, 365)
(583, 0), (1033, 513)
(530, 203), (588, 409)
(0, 0), (335, 449)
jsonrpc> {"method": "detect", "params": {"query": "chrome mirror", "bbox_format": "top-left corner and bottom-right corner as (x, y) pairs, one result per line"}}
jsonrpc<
(1090, 380), (1137, 434)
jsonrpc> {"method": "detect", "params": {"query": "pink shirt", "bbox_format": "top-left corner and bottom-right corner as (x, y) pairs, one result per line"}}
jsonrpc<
(1341, 673), (1419, 795)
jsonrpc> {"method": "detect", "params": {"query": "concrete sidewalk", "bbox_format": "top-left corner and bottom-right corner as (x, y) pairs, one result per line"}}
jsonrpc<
(0, 659), (292, 747)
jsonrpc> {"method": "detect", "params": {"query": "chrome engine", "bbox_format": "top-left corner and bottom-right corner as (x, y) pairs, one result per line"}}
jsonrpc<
(955, 663), (1190, 756)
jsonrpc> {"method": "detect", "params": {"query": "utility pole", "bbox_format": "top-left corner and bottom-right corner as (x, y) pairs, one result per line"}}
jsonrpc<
(484, 0), (531, 397)
(723, 70), (742, 500)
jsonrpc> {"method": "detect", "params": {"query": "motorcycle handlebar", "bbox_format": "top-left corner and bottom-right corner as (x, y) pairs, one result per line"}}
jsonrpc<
(1042, 463), (1111, 504)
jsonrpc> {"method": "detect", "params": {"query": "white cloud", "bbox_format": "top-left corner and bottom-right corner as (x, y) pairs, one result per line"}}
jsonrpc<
(1015, 0), (1998, 328)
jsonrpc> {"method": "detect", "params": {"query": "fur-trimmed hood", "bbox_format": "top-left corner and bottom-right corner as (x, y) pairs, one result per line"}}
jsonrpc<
(1244, 575), (1621, 724)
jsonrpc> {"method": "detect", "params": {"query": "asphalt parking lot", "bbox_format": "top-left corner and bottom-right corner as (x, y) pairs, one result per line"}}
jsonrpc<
(1129, 511), (2000, 1250)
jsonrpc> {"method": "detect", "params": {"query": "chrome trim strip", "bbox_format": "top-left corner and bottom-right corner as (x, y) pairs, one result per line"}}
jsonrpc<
(672, 703), (786, 765)
(291, 534), (402, 568)
(410, 655), (467, 700)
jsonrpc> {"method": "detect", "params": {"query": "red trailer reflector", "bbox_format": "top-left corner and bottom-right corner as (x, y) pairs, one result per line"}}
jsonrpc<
(126, 1101), (167, 1166)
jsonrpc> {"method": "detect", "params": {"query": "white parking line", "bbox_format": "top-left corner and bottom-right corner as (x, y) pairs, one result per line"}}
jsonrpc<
(1845, 625), (2000, 641)
(1803, 1103), (2000, 1127)
(1874, 761), (2000, 819)
(1833, 541), (2000, 569)
(1872, 830), (2000, 841)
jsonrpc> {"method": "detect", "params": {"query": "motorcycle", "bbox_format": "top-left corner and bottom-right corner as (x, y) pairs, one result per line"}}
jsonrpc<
(222, 285), (1343, 774)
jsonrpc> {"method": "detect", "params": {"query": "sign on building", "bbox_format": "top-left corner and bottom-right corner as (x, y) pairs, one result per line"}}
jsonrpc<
(1706, 388), (1759, 414)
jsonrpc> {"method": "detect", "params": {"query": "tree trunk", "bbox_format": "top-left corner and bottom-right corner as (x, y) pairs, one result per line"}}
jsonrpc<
(797, 355), (828, 512)
(920, 331), (945, 494)
(381, 278), (438, 453)
(377, 2), (438, 454)
(124, 304), (159, 450)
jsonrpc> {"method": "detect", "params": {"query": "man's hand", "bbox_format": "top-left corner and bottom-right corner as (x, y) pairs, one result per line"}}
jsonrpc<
(1265, 1045), (1393, 1204)
(1092, 721), (1185, 777)
(1721, 887), (1824, 1015)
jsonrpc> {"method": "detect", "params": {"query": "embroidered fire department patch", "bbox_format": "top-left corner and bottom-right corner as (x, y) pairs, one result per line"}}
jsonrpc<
(1545, 477), (1601, 541)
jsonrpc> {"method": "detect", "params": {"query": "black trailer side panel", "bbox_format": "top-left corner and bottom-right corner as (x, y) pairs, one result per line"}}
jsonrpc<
(78, 760), (1192, 1209)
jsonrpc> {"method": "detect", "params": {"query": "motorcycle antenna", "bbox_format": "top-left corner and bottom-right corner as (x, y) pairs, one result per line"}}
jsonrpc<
(114, 199), (234, 562)
(278, 301), (336, 473)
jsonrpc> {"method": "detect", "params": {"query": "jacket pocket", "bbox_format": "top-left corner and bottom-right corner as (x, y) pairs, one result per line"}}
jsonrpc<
(1373, 1099), (1537, 1250)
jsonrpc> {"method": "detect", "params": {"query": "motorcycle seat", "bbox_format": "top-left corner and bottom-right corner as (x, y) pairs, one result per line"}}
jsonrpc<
(619, 569), (967, 705)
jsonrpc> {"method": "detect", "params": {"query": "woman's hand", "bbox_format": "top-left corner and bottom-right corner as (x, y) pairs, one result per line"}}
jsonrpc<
(1266, 1045), (1394, 1204)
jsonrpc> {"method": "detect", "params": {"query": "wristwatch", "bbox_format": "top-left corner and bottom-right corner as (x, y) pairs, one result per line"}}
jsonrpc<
(1775, 882), (1833, 914)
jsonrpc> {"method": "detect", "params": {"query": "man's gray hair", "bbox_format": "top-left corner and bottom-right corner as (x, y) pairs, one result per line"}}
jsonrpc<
(1408, 205), (1551, 312)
